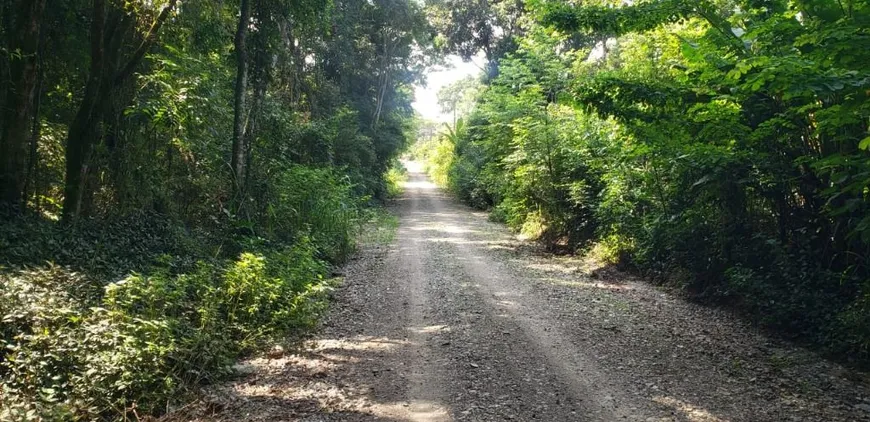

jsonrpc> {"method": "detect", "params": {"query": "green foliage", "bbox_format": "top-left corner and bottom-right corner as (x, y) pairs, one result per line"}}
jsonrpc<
(416, 129), (457, 189)
(437, 76), (482, 125)
(385, 162), (409, 199)
(1, 231), (332, 419)
(259, 165), (362, 262)
(426, 0), (524, 75)
(536, 0), (690, 37)
(356, 207), (400, 246)
(435, 0), (870, 362)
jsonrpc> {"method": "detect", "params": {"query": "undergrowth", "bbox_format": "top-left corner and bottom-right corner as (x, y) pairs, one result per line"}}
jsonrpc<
(0, 168), (368, 420)
(357, 208), (400, 246)
(384, 162), (409, 199)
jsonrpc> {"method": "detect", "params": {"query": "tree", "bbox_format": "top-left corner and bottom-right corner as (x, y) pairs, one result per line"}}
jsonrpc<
(61, 0), (179, 220)
(0, 0), (46, 210)
(426, 0), (524, 77)
(231, 0), (253, 201)
(435, 0), (870, 358)
(436, 75), (480, 128)
(0, 0), (435, 415)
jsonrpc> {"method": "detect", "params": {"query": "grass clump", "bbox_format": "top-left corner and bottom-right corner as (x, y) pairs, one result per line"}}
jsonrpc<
(384, 163), (409, 199)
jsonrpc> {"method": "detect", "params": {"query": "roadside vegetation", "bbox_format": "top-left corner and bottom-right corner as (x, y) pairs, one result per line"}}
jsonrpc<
(421, 0), (870, 364)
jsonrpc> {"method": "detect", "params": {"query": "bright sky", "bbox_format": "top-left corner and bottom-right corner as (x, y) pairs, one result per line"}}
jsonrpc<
(413, 54), (485, 123)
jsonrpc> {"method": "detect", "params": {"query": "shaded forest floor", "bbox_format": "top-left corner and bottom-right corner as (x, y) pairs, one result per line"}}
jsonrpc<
(172, 165), (870, 422)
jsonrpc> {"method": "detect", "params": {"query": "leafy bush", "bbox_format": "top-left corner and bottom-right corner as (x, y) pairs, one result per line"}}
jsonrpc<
(1, 238), (331, 420)
(261, 166), (362, 262)
(384, 163), (408, 198)
(424, 137), (457, 189)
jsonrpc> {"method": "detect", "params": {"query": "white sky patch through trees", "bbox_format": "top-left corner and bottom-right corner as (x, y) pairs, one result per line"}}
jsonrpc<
(413, 53), (485, 123)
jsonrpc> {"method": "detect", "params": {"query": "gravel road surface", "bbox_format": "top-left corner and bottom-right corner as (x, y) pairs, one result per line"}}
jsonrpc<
(184, 162), (870, 422)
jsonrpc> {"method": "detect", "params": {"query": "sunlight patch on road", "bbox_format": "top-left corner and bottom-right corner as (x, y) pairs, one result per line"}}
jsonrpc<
(404, 180), (438, 190)
(216, 335), (427, 421)
(420, 237), (467, 244)
(526, 262), (580, 274)
(538, 276), (635, 291)
(408, 400), (452, 422)
(420, 237), (502, 246)
(652, 396), (728, 422)
(492, 290), (520, 298)
(405, 211), (465, 220)
(315, 337), (408, 352)
(232, 379), (433, 422)
(408, 324), (451, 334)
(407, 224), (478, 234)
(485, 242), (516, 251)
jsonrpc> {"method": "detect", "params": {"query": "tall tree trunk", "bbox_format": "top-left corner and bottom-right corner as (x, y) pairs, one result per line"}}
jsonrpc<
(63, 76), (104, 221)
(0, 0), (11, 118)
(243, 45), (270, 186)
(62, 0), (106, 221)
(231, 0), (252, 199)
(0, 0), (46, 211)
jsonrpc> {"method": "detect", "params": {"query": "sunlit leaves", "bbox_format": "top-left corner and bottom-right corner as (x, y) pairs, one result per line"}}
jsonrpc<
(534, 0), (690, 37)
(438, 0), (870, 359)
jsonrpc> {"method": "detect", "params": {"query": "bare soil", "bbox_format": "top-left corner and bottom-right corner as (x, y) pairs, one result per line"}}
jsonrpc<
(178, 163), (870, 422)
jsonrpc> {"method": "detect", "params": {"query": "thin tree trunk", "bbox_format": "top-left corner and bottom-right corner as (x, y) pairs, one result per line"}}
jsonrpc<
(374, 73), (388, 128)
(373, 30), (395, 130)
(243, 49), (270, 185)
(0, 0), (46, 210)
(23, 54), (43, 207)
(231, 0), (252, 198)
(0, 0), (11, 117)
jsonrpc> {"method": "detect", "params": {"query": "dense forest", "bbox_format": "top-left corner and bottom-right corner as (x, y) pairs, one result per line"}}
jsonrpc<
(418, 0), (870, 366)
(2, 0), (869, 419)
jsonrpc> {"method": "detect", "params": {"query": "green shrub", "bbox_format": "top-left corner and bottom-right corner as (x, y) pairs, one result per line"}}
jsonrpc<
(426, 138), (456, 189)
(262, 166), (362, 262)
(1, 235), (332, 420)
(0, 155), (374, 420)
(0, 266), (176, 420)
(838, 291), (870, 357)
(384, 163), (408, 198)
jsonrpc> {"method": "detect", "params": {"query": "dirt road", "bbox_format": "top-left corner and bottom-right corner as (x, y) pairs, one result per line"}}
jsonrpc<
(188, 163), (870, 422)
